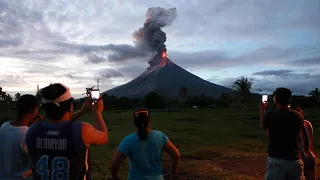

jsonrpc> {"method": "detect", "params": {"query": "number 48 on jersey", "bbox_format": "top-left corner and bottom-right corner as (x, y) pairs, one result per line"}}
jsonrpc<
(36, 155), (70, 180)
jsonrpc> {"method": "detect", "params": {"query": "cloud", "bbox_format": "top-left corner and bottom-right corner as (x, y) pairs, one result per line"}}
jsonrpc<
(170, 45), (320, 70)
(251, 70), (294, 77)
(216, 69), (320, 95)
(1, 0), (320, 98)
(290, 56), (320, 67)
(98, 68), (123, 79)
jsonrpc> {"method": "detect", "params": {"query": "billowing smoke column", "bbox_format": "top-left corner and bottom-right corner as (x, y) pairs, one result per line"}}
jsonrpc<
(133, 7), (177, 69)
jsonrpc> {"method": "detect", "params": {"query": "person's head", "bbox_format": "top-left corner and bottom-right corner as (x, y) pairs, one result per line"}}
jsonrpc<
(41, 83), (74, 121)
(16, 94), (39, 125)
(133, 109), (150, 141)
(272, 87), (292, 106)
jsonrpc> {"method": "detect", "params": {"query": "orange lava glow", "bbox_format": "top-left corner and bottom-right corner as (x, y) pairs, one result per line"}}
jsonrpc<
(161, 51), (168, 59)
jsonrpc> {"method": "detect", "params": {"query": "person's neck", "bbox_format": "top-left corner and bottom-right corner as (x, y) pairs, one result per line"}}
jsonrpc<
(276, 104), (289, 109)
(48, 114), (70, 123)
(10, 117), (28, 126)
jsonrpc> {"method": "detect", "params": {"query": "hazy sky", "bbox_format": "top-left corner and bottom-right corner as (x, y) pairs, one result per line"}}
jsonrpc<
(1, 0), (319, 98)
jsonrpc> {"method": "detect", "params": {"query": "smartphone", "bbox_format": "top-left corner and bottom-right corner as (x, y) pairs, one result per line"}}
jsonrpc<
(262, 95), (268, 102)
(91, 89), (100, 103)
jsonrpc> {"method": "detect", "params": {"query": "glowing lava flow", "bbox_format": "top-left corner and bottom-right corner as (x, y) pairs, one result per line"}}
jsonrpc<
(161, 51), (168, 59)
(158, 51), (169, 67)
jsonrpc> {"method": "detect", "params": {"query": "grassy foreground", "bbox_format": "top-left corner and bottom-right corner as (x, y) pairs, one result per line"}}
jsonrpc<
(85, 107), (320, 179)
(0, 104), (319, 179)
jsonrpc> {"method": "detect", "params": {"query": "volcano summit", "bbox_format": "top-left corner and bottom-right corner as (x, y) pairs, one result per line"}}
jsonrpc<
(104, 7), (231, 98)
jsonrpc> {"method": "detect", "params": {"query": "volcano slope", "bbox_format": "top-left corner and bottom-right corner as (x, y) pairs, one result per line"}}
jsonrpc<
(104, 59), (232, 99)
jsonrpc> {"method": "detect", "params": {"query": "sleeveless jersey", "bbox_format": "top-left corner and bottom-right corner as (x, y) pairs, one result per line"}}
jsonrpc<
(26, 120), (89, 180)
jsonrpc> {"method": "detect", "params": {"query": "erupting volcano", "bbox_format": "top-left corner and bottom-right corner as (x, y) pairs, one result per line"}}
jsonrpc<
(104, 7), (232, 98)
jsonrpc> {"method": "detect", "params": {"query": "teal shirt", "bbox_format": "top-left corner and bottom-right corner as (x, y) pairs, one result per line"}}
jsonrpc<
(118, 130), (169, 180)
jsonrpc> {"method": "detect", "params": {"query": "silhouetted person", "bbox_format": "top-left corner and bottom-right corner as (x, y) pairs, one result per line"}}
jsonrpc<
(25, 83), (108, 180)
(291, 106), (317, 180)
(0, 95), (40, 179)
(110, 109), (181, 180)
(260, 88), (305, 180)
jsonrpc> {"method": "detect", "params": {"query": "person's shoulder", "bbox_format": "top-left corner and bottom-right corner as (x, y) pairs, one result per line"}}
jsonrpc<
(0, 121), (9, 129)
(304, 119), (313, 127)
(126, 132), (137, 139)
(152, 130), (166, 136)
(264, 110), (276, 118)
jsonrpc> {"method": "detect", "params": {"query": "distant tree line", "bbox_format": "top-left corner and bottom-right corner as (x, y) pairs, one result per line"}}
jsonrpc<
(1, 79), (319, 110)
(73, 79), (320, 110)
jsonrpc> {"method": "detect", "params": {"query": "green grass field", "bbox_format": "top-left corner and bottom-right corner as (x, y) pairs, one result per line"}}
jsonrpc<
(84, 107), (320, 179)
(1, 104), (319, 179)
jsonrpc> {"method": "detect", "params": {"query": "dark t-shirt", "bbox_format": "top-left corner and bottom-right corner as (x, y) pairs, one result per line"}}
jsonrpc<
(264, 108), (303, 160)
(26, 120), (89, 180)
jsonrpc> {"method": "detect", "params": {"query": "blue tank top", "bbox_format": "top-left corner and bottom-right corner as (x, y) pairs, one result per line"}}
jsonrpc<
(25, 120), (89, 180)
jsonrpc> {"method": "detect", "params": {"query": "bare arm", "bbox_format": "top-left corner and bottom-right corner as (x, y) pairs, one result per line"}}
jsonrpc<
(81, 96), (108, 147)
(81, 118), (108, 147)
(22, 169), (32, 179)
(259, 101), (268, 129)
(70, 110), (86, 121)
(260, 109), (265, 129)
(164, 140), (181, 177)
(110, 151), (126, 180)
(71, 98), (91, 121)
(288, 108), (304, 121)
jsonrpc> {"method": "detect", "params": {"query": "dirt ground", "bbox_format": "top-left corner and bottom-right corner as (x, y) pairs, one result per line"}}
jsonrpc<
(171, 155), (320, 180)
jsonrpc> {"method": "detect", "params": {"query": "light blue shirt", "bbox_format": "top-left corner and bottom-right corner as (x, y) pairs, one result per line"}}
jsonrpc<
(118, 130), (169, 180)
(0, 122), (31, 180)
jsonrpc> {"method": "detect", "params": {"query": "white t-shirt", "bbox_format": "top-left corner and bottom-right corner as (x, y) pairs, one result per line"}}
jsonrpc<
(0, 122), (31, 180)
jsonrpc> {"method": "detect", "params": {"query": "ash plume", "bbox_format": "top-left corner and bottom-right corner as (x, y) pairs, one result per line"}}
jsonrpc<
(133, 7), (177, 69)
(62, 7), (177, 67)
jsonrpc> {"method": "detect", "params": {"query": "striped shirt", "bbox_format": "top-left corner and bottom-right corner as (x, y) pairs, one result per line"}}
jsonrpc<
(299, 120), (316, 158)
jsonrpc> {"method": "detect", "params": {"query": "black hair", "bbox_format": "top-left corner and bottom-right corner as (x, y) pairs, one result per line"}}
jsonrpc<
(16, 94), (39, 120)
(133, 108), (150, 141)
(273, 87), (292, 106)
(41, 83), (73, 121)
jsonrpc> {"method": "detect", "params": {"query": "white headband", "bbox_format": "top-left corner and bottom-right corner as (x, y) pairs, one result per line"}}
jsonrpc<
(42, 84), (72, 107)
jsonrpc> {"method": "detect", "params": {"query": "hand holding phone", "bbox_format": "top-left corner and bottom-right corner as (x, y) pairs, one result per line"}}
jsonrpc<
(260, 95), (268, 110)
(262, 95), (268, 102)
(91, 89), (100, 104)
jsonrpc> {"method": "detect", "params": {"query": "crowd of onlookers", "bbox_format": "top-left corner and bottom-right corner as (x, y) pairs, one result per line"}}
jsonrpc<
(0, 83), (316, 180)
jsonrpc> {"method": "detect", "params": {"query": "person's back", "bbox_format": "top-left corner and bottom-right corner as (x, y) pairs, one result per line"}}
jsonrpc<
(123, 130), (167, 179)
(25, 83), (108, 180)
(0, 122), (30, 179)
(0, 94), (40, 180)
(266, 109), (302, 160)
(26, 120), (88, 179)
(110, 109), (180, 180)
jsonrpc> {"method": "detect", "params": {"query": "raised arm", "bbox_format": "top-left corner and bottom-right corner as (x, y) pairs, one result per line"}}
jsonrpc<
(259, 101), (268, 129)
(81, 95), (108, 147)
(71, 97), (92, 121)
